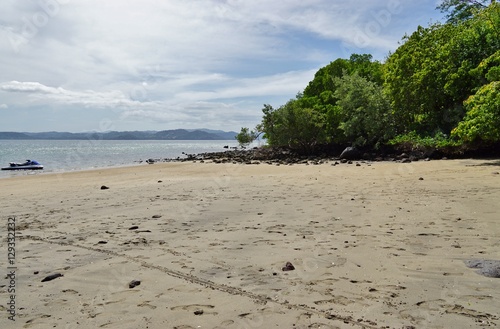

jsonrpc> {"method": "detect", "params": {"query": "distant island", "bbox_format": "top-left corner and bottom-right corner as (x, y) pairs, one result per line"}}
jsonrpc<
(0, 129), (238, 140)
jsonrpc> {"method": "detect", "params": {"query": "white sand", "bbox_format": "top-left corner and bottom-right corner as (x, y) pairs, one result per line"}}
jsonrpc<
(0, 159), (499, 328)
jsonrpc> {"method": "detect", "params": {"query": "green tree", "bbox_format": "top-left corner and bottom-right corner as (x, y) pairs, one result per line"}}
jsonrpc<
(235, 127), (259, 147)
(333, 73), (394, 147)
(385, 2), (500, 136)
(303, 54), (383, 99)
(437, 0), (491, 24)
(384, 23), (459, 134)
(451, 81), (500, 142)
(259, 100), (327, 153)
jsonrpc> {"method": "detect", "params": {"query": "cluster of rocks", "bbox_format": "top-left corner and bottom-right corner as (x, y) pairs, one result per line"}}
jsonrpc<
(145, 146), (436, 165)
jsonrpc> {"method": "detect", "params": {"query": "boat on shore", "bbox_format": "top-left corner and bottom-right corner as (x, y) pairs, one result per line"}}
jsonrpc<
(1, 160), (44, 170)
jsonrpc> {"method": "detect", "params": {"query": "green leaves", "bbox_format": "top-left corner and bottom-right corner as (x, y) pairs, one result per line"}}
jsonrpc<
(452, 81), (500, 142)
(437, 0), (490, 24)
(333, 73), (393, 147)
(235, 127), (259, 147)
(256, 3), (500, 153)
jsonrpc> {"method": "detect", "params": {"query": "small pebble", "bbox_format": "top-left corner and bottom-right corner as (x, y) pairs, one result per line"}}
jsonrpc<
(41, 273), (63, 282)
(282, 262), (295, 271)
(128, 280), (141, 288)
(100, 185), (109, 190)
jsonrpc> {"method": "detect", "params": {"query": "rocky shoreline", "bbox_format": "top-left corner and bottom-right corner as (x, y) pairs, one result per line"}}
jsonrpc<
(140, 146), (438, 166)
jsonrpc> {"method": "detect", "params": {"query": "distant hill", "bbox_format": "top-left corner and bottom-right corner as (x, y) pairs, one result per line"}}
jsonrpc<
(0, 129), (238, 140)
(0, 132), (32, 139)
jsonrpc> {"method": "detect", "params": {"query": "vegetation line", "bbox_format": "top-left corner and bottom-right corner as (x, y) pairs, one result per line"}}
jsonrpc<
(237, 1), (500, 157)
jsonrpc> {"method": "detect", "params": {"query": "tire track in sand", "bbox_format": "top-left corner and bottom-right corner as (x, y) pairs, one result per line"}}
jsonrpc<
(20, 234), (381, 329)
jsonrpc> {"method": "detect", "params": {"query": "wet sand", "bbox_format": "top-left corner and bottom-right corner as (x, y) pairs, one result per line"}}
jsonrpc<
(0, 159), (499, 328)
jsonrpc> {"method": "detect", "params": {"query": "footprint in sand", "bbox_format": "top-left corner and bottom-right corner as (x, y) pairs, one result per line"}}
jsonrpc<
(170, 304), (217, 315)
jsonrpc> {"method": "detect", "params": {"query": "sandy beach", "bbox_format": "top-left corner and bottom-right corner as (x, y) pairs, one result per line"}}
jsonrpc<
(1, 159), (499, 328)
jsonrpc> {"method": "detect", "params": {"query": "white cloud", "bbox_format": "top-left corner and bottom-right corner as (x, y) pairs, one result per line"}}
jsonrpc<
(1, 67), (314, 111)
(0, 0), (444, 131)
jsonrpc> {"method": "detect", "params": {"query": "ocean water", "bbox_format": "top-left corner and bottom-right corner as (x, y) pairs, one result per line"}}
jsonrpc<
(0, 139), (244, 178)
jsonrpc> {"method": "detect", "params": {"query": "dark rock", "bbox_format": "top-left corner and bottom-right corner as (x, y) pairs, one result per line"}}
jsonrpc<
(401, 159), (412, 163)
(100, 185), (109, 190)
(97, 241), (108, 244)
(339, 147), (361, 160)
(158, 180), (162, 183)
(41, 273), (63, 282)
(282, 262), (295, 271)
(128, 280), (141, 288)
(129, 226), (139, 230)
(464, 259), (500, 278)
(152, 215), (162, 219)
(419, 177), (424, 181)
(194, 310), (204, 315)
(146, 159), (155, 164)
(34, 271), (39, 275)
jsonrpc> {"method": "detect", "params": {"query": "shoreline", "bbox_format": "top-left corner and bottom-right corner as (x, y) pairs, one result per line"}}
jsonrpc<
(0, 160), (499, 328)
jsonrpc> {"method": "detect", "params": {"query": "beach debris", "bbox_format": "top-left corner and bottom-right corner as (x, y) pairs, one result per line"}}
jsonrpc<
(128, 280), (141, 288)
(129, 226), (139, 230)
(152, 215), (162, 219)
(158, 180), (163, 183)
(419, 177), (424, 180)
(97, 240), (108, 244)
(282, 262), (295, 271)
(100, 185), (109, 190)
(194, 309), (204, 315)
(41, 273), (63, 282)
(493, 172), (499, 175)
(464, 259), (500, 278)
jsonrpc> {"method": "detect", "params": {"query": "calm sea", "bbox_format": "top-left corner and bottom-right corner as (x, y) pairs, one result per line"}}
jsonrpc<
(0, 139), (245, 178)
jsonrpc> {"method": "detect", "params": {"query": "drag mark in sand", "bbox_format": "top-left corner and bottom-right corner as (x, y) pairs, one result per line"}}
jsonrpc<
(20, 234), (382, 329)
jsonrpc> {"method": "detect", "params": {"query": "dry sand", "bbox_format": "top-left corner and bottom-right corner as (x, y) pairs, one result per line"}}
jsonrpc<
(0, 159), (499, 328)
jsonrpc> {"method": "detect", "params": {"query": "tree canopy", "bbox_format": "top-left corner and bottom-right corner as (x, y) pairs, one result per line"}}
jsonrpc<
(437, 0), (492, 24)
(245, 1), (500, 155)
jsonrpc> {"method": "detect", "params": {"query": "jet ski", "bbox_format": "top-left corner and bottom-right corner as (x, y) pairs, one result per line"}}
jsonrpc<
(1, 160), (44, 170)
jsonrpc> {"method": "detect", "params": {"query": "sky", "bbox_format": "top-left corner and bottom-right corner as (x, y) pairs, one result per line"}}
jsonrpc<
(0, 0), (445, 133)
